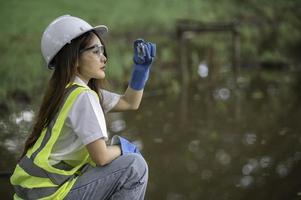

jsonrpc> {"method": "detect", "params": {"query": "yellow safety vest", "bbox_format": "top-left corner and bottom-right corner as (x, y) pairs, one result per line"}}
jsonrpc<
(10, 84), (97, 200)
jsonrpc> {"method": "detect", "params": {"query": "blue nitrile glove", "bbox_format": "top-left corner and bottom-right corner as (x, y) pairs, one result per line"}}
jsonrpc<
(129, 39), (156, 90)
(111, 135), (140, 155)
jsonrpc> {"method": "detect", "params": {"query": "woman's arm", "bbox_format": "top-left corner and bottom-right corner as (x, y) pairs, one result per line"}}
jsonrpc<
(86, 139), (121, 166)
(110, 39), (155, 112)
(111, 86), (143, 112)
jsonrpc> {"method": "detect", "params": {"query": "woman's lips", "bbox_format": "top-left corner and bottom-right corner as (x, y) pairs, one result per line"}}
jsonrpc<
(100, 66), (106, 70)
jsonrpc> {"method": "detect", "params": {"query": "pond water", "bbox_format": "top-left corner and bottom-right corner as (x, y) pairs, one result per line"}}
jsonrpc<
(1, 70), (301, 200)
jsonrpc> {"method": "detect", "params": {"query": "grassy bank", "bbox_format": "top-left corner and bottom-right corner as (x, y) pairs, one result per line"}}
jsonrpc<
(0, 0), (210, 102)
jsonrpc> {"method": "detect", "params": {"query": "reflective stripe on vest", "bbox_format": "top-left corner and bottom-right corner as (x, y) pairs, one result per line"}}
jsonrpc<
(14, 184), (58, 200)
(18, 156), (73, 185)
(11, 84), (96, 199)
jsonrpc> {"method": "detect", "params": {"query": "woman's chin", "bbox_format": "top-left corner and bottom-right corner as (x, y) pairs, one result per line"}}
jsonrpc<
(96, 72), (105, 80)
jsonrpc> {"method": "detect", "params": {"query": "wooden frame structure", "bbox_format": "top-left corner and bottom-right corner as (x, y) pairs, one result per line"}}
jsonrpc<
(176, 19), (241, 83)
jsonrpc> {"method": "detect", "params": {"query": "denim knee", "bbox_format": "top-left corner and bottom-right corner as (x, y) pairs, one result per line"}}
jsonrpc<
(123, 154), (148, 182)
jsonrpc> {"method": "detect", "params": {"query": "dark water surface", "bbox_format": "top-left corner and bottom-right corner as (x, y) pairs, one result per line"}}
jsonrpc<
(1, 70), (301, 200)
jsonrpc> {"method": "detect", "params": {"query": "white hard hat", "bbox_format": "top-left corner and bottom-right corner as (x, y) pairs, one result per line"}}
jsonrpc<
(41, 15), (108, 69)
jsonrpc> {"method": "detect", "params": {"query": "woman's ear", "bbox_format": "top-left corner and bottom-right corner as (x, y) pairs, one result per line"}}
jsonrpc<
(75, 61), (81, 75)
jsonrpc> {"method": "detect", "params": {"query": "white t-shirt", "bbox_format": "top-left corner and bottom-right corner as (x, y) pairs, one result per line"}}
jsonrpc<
(49, 77), (121, 165)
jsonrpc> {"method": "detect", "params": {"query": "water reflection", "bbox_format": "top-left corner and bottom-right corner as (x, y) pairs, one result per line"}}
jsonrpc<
(260, 156), (272, 168)
(213, 88), (231, 101)
(187, 140), (200, 153)
(215, 149), (231, 166)
(201, 169), (213, 180)
(242, 132), (257, 145)
(276, 163), (289, 177)
(129, 70), (301, 200)
(1, 70), (301, 199)
(108, 112), (126, 133)
(110, 118), (126, 133)
(197, 62), (209, 78)
(239, 175), (254, 188)
(10, 110), (34, 125)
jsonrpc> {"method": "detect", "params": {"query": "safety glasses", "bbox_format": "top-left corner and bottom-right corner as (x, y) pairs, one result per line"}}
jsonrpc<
(80, 44), (104, 57)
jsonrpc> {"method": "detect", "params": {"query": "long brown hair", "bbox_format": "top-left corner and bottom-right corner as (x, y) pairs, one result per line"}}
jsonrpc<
(20, 31), (108, 159)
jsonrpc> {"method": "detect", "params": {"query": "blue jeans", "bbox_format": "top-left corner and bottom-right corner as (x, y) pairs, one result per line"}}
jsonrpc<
(64, 154), (148, 200)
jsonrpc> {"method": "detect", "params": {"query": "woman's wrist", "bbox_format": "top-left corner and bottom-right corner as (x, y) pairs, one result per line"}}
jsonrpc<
(129, 65), (150, 90)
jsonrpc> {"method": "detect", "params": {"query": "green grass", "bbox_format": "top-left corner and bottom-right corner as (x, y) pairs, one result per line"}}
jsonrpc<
(0, 0), (215, 102)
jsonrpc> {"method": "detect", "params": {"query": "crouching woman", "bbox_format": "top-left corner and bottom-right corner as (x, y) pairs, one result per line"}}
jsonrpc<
(10, 15), (156, 200)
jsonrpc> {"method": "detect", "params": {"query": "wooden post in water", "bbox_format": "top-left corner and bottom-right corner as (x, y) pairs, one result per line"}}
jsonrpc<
(177, 33), (189, 126)
(177, 29), (189, 86)
(232, 28), (241, 78)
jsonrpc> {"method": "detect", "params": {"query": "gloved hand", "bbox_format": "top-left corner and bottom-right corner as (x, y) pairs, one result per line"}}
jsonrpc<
(111, 135), (140, 155)
(129, 39), (156, 90)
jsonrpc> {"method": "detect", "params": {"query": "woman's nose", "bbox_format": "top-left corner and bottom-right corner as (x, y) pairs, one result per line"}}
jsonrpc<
(100, 54), (107, 63)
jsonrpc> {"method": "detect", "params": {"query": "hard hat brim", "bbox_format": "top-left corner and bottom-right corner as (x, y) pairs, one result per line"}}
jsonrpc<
(93, 25), (108, 38)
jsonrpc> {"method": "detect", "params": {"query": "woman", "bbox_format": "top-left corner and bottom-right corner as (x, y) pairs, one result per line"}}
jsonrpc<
(10, 15), (156, 200)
